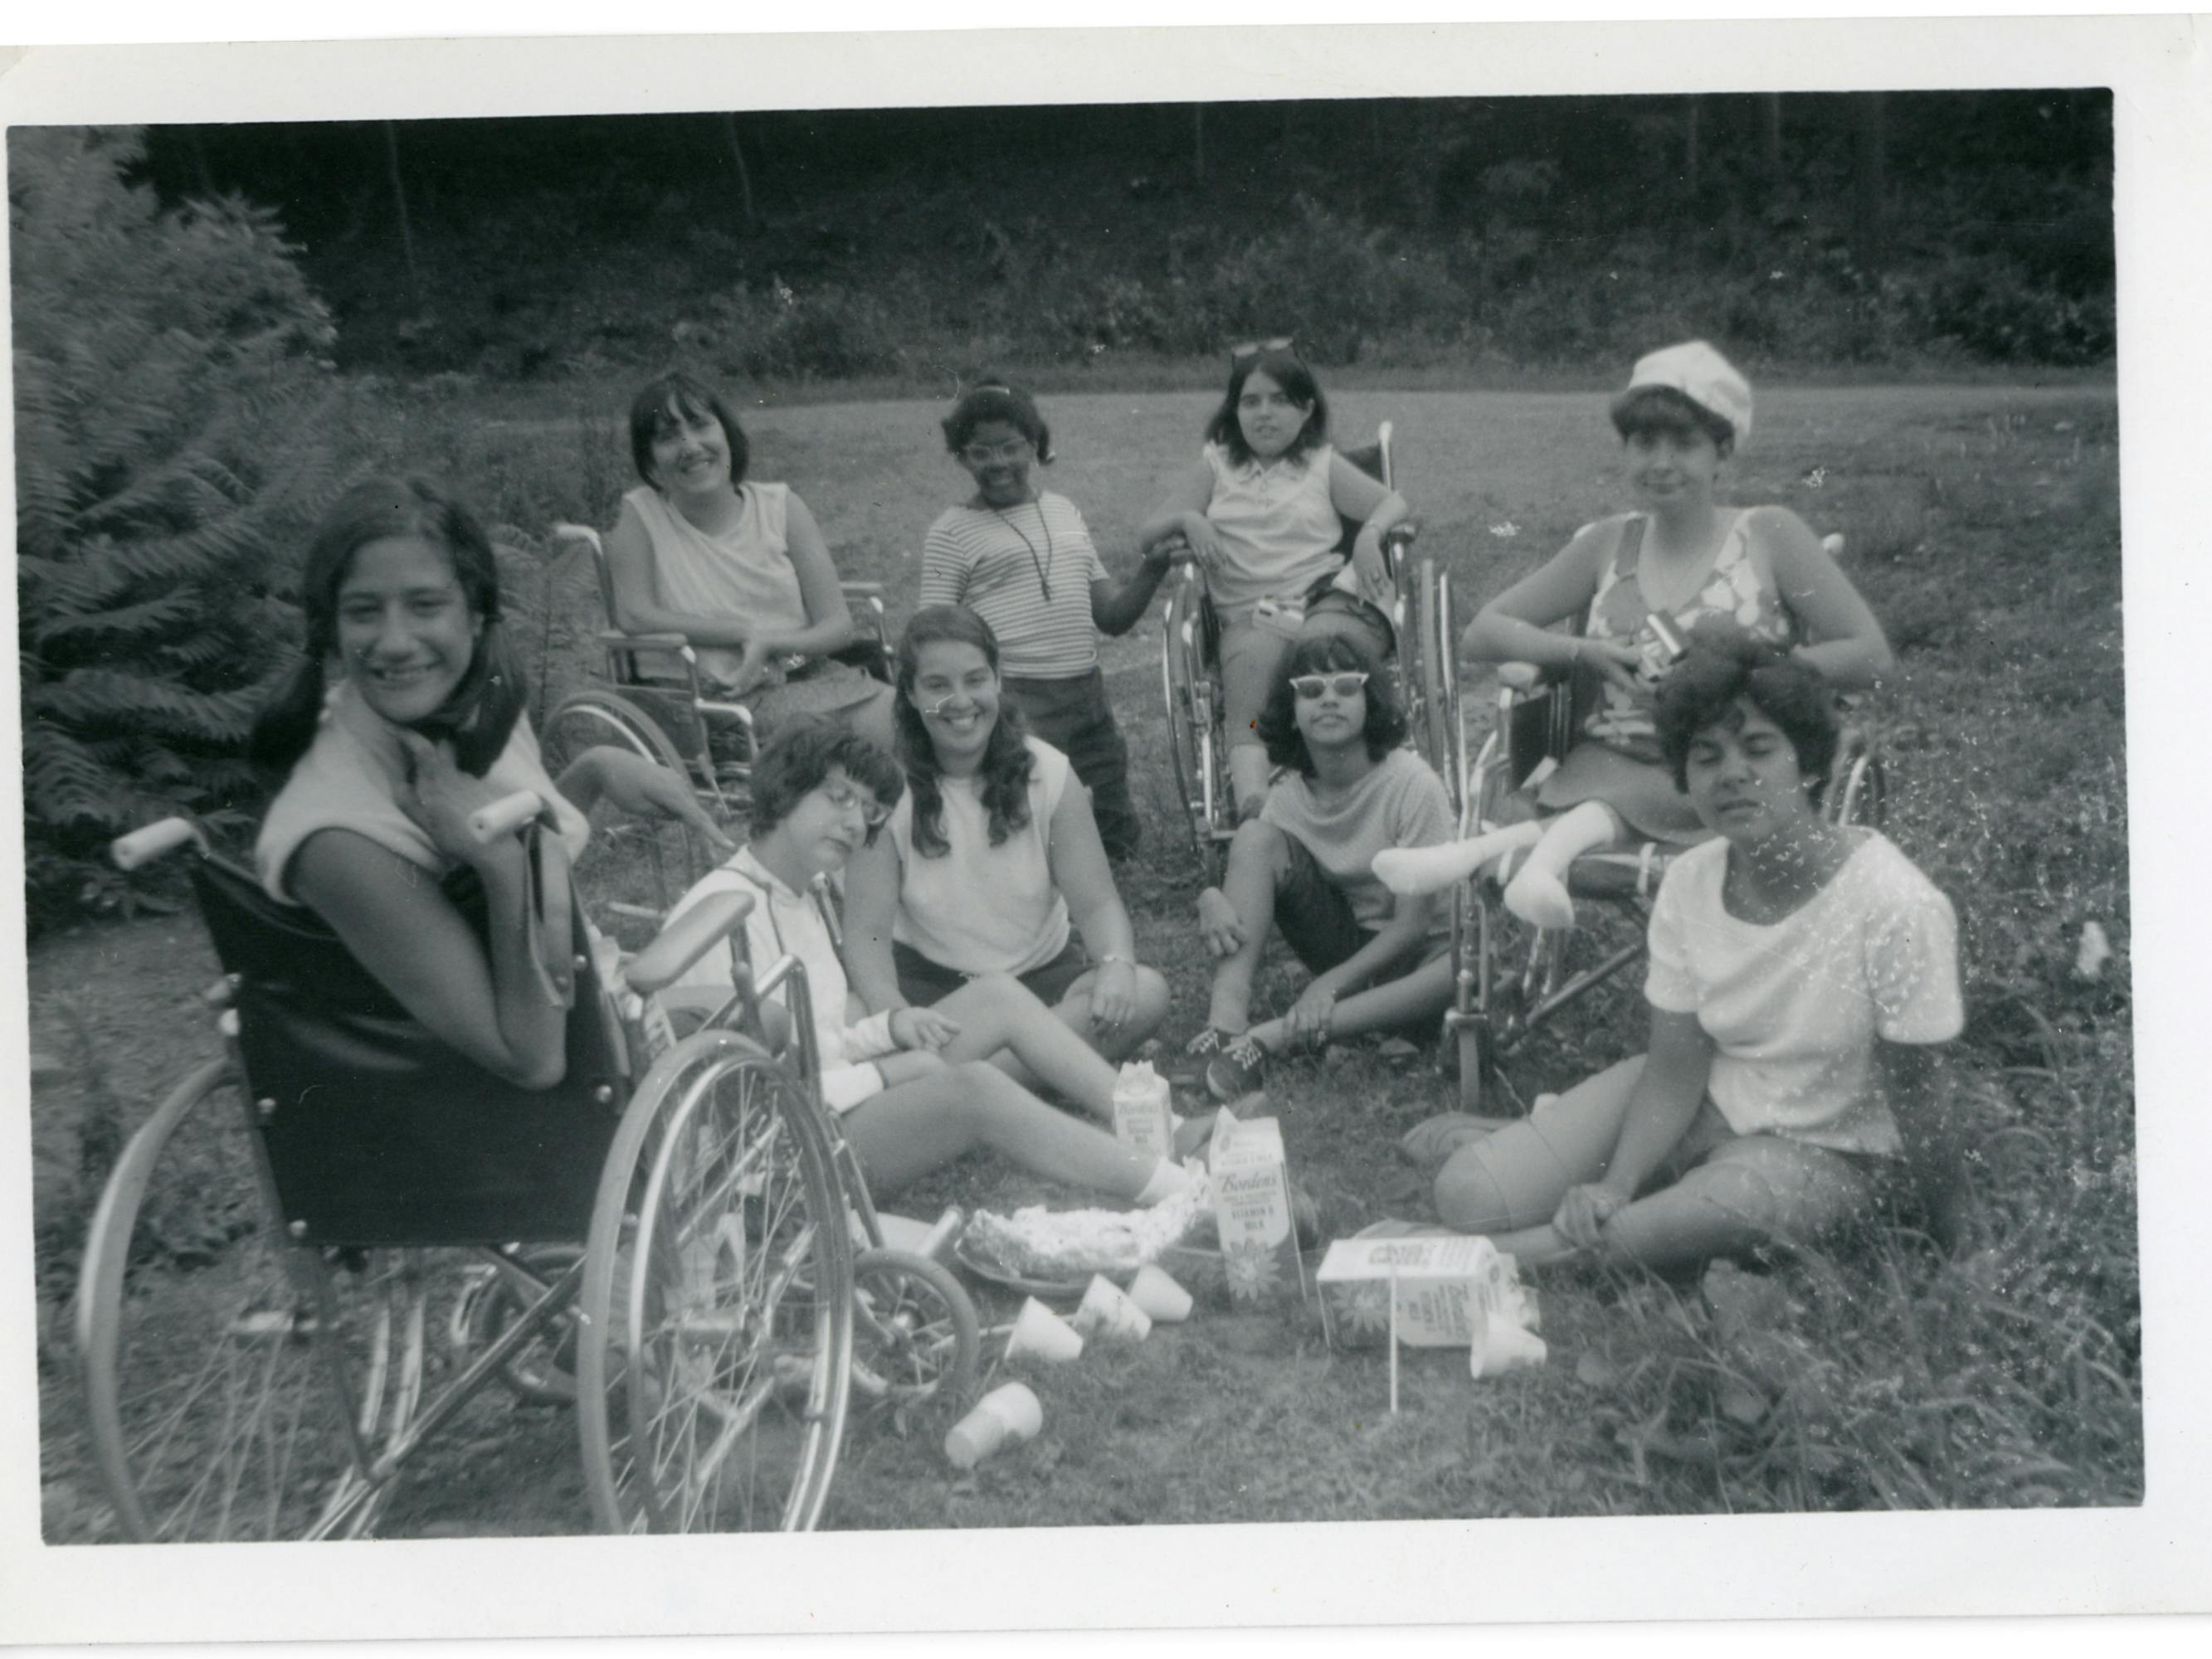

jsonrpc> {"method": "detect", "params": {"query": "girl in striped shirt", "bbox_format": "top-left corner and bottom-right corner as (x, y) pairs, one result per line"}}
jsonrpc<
(918, 378), (1182, 861)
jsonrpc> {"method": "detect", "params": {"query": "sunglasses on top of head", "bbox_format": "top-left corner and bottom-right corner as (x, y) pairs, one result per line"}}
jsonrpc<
(1230, 337), (1297, 364)
(1290, 671), (1370, 701)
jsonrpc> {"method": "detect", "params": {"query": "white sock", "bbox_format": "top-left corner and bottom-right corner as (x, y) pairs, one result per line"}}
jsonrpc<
(1135, 1159), (1195, 1207)
(1503, 864), (1576, 931)
(1373, 826), (1534, 896)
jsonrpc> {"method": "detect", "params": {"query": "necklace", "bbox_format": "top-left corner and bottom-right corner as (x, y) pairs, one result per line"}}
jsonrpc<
(990, 499), (1056, 603)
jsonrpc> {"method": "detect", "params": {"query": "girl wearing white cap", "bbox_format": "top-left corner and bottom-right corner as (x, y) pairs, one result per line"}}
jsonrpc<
(1375, 340), (1892, 932)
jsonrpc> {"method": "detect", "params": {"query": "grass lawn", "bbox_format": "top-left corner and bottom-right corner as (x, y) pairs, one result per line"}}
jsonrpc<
(27, 378), (2133, 1535)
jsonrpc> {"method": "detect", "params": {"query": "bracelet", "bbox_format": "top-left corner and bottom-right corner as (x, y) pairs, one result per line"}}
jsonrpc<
(1096, 952), (1135, 969)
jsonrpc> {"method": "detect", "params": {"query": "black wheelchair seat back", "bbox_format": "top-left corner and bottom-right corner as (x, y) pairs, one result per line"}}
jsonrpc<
(191, 856), (628, 1248)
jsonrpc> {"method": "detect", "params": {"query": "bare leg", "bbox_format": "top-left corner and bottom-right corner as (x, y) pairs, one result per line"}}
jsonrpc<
(1228, 744), (1273, 819)
(930, 973), (1119, 1125)
(1373, 821), (1547, 898)
(1592, 1138), (1876, 1273)
(841, 1060), (1159, 1199)
(1244, 950), (1454, 1053)
(845, 683), (899, 755)
(1204, 816), (1291, 1034)
(1433, 1056), (1644, 1232)
(1051, 965), (1172, 1062)
(1503, 800), (1625, 931)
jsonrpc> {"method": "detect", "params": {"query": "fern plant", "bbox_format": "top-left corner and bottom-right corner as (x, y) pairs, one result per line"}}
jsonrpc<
(13, 126), (342, 925)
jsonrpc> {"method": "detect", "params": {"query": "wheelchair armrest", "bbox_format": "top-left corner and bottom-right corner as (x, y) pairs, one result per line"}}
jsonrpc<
(599, 627), (694, 653)
(840, 581), (887, 601)
(1381, 521), (1419, 548)
(1495, 661), (1552, 693)
(551, 523), (606, 555)
(626, 889), (756, 999)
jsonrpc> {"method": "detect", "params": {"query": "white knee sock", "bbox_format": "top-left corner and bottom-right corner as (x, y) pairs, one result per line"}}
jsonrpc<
(1373, 821), (1544, 896)
(1502, 802), (1621, 932)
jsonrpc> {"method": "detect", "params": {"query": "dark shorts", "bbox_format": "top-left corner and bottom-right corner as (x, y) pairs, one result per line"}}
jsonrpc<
(892, 937), (1093, 1011)
(1272, 832), (1450, 978)
(1001, 668), (1139, 862)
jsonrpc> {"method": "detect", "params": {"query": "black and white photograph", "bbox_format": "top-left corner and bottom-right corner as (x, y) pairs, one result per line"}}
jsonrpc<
(3, 7), (2203, 1644)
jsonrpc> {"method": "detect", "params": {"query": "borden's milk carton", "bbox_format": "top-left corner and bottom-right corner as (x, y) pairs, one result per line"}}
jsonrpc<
(1208, 1112), (1306, 1305)
(1111, 1062), (1176, 1160)
(1315, 1234), (1513, 1350)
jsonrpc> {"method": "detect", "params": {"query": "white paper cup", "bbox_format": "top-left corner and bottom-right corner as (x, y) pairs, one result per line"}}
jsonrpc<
(1005, 1297), (1085, 1365)
(943, 1382), (1045, 1469)
(1125, 1264), (1194, 1323)
(1071, 1275), (1152, 1342)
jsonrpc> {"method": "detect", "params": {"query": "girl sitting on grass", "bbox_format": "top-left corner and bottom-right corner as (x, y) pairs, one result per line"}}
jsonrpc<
(1186, 633), (1457, 1103)
(1376, 340), (1890, 931)
(1140, 339), (1409, 820)
(844, 605), (1170, 1067)
(1425, 636), (1962, 1270)
(668, 721), (1199, 1204)
(919, 376), (1182, 862)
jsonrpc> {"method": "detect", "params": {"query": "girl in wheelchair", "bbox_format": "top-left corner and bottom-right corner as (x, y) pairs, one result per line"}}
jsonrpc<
(667, 721), (1201, 1204)
(1430, 636), (1961, 1270)
(251, 475), (727, 1089)
(1186, 634), (1458, 1102)
(1140, 339), (1410, 820)
(1376, 341), (1891, 930)
(602, 370), (897, 748)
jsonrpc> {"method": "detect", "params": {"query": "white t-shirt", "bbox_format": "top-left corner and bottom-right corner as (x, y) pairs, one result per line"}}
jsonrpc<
(1643, 833), (1963, 1156)
(670, 849), (896, 1114)
(885, 736), (1072, 975)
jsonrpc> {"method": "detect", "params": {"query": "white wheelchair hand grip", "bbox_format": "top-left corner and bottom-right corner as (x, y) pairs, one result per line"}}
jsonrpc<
(112, 818), (203, 871)
(470, 790), (545, 844)
(1497, 662), (1543, 692)
(625, 890), (756, 998)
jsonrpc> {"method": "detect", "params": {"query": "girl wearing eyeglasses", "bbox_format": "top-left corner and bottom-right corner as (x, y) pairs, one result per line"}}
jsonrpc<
(1185, 633), (1455, 1103)
(667, 721), (1200, 1204)
(602, 371), (897, 747)
(918, 377), (1180, 862)
(1139, 340), (1410, 820)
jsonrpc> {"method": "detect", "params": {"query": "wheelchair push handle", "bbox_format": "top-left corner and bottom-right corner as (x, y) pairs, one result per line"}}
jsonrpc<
(624, 888), (756, 998)
(469, 790), (548, 845)
(112, 817), (208, 871)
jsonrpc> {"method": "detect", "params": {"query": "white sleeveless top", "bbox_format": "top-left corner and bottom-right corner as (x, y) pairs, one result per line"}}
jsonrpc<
(1201, 441), (1343, 622)
(885, 737), (1073, 975)
(625, 482), (806, 687)
(256, 680), (588, 904)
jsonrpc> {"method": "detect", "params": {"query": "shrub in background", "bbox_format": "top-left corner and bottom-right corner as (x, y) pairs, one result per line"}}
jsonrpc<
(13, 126), (342, 925)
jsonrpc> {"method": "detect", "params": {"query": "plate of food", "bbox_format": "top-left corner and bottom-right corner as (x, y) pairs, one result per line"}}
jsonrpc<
(953, 1191), (1212, 1301)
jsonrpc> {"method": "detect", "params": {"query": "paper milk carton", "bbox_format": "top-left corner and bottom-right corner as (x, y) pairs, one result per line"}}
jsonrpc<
(1111, 1062), (1176, 1160)
(1315, 1234), (1514, 1350)
(1207, 1112), (1307, 1305)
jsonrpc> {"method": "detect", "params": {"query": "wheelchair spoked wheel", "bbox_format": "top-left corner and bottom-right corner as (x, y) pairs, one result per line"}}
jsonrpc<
(1416, 560), (1461, 797)
(848, 1248), (981, 1413)
(76, 1061), (419, 1541)
(576, 1034), (855, 1535)
(541, 687), (711, 931)
(1159, 590), (1228, 883)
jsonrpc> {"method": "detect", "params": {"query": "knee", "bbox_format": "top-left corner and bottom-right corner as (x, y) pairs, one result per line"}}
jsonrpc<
(1435, 1149), (1517, 1234)
(1133, 966), (1171, 1015)
(1225, 815), (1285, 869)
